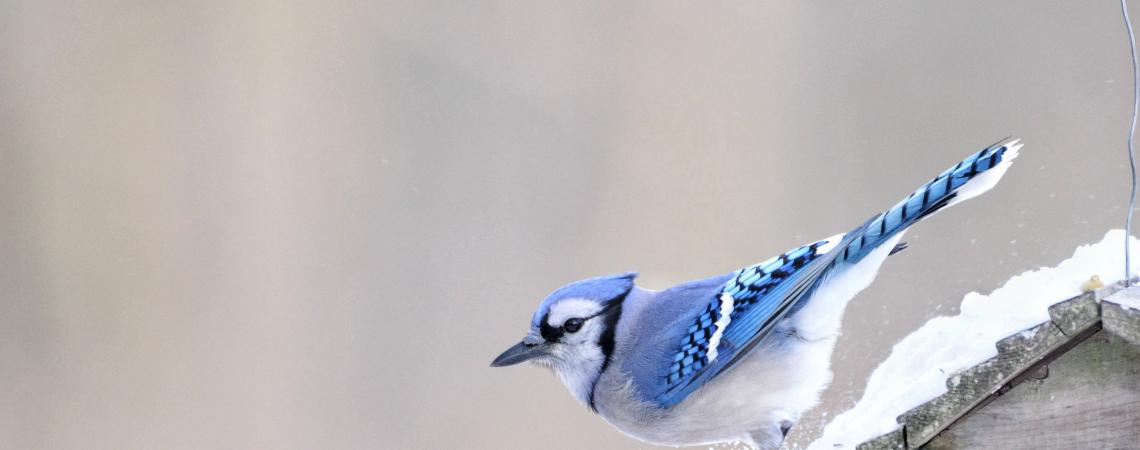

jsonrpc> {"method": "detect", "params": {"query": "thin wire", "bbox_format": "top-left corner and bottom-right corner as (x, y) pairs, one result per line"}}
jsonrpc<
(1124, 0), (1138, 286)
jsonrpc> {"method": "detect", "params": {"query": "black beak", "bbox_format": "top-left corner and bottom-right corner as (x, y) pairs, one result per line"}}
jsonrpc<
(491, 337), (550, 367)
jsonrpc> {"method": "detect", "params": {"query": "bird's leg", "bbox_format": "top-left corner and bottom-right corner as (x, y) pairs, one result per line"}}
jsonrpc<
(779, 420), (795, 438)
(745, 419), (796, 450)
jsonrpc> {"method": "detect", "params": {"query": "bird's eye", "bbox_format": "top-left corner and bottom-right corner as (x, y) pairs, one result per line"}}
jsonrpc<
(563, 318), (584, 333)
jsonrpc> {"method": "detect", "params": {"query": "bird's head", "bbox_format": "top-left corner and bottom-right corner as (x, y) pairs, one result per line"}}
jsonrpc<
(491, 272), (636, 406)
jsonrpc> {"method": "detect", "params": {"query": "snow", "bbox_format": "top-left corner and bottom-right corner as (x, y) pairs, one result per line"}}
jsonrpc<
(1108, 287), (1140, 311)
(806, 229), (1139, 450)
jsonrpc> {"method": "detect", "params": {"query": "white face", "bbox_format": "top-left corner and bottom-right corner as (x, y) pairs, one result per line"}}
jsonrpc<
(534, 298), (611, 406)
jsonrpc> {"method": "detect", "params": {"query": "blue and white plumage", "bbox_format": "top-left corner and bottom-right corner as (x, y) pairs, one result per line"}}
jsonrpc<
(492, 140), (1021, 449)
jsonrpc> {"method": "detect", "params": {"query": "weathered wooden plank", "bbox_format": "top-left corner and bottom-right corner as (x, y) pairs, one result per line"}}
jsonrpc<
(922, 331), (1140, 450)
(859, 287), (1140, 450)
(1103, 288), (1140, 347)
(1047, 292), (1099, 336)
(897, 321), (1070, 448)
(856, 427), (905, 450)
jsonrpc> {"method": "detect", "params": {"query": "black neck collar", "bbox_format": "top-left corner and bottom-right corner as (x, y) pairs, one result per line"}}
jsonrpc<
(587, 291), (629, 412)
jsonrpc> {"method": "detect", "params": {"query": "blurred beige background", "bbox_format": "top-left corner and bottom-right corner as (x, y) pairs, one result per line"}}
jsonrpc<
(0, 1), (1133, 449)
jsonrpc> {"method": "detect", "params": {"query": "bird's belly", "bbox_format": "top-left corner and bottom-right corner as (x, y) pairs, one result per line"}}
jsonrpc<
(596, 334), (838, 448)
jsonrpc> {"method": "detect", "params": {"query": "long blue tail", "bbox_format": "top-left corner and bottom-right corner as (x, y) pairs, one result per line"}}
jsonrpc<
(835, 138), (1022, 265)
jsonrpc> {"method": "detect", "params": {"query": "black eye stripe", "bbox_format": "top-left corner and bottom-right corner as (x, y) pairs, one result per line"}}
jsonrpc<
(540, 302), (622, 341)
(539, 322), (563, 341)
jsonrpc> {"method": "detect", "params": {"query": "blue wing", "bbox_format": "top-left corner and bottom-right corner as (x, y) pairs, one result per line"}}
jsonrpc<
(651, 139), (1020, 408)
(653, 230), (864, 408)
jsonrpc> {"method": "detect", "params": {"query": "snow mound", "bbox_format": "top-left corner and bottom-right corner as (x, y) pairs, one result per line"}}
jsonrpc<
(807, 229), (1138, 450)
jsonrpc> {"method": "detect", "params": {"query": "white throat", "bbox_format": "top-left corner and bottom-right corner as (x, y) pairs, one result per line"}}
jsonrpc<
(550, 345), (606, 406)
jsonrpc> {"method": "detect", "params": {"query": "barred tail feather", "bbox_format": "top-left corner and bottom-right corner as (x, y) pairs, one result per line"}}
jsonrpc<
(944, 138), (1021, 208)
(835, 138), (1021, 265)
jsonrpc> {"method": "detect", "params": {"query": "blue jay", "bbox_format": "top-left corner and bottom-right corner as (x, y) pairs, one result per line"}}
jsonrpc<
(492, 140), (1021, 449)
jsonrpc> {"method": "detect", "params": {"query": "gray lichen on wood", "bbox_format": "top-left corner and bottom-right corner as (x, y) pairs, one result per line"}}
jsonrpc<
(855, 427), (905, 450)
(1047, 292), (1098, 336)
(1104, 288), (1140, 347)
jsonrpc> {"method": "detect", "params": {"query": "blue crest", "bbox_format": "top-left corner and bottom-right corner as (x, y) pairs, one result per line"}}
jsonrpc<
(531, 272), (638, 327)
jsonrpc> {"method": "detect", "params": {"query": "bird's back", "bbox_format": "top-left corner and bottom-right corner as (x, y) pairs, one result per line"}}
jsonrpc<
(609, 274), (734, 403)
